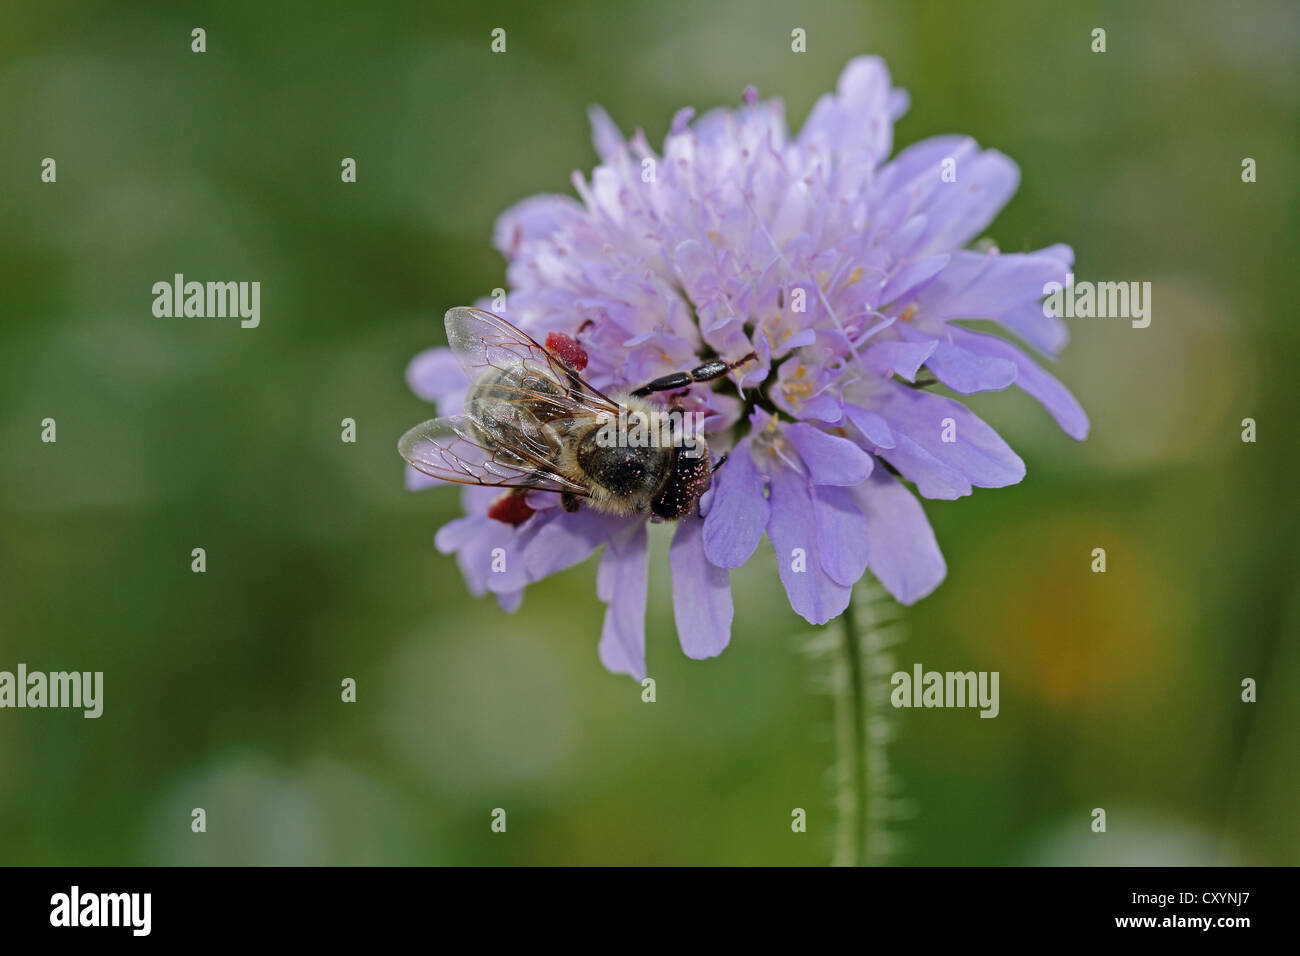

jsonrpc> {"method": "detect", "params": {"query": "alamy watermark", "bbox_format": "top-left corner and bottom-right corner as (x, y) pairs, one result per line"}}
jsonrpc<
(1043, 272), (1151, 328)
(890, 663), (999, 718)
(0, 664), (103, 718)
(50, 886), (150, 936)
(152, 273), (260, 328)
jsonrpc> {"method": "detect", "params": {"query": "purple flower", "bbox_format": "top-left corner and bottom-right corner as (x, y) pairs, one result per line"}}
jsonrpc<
(405, 56), (1087, 679)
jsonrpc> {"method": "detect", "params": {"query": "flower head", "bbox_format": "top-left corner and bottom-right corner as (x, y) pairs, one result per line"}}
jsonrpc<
(406, 56), (1087, 679)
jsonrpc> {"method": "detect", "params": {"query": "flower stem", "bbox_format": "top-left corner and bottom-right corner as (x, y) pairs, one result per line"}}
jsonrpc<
(838, 592), (869, 867)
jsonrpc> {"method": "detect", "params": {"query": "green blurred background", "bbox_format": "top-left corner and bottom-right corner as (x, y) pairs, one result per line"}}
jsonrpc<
(1, 0), (1295, 865)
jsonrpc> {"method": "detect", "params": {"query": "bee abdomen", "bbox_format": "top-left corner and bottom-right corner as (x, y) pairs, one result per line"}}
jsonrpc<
(471, 368), (571, 423)
(465, 368), (570, 463)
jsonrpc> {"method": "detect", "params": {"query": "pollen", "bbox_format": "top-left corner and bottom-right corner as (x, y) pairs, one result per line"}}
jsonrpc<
(487, 492), (535, 526)
(899, 303), (918, 323)
(780, 363), (814, 404)
(781, 380), (813, 403)
(545, 331), (589, 370)
(756, 415), (788, 459)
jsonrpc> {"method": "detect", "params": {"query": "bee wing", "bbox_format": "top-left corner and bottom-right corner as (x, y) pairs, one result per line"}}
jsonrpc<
(398, 415), (590, 496)
(443, 306), (620, 416)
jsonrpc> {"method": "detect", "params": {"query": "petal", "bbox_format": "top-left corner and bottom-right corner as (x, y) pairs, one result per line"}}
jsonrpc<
(876, 386), (1025, 497)
(860, 339), (936, 383)
(872, 136), (976, 225)
(878, 433), (971, 500)
(915, 246), (1073, 356)
(946, 327), (1089, 439)
(767, 464), (852, 625)
(697, 389), (743, 435)
(491, 193), (585, 260)
(670, 515), (733, 660)
(406, 347), (467, 411)
(495, 590), (524, 613)
(844, 404), (895, 450)
(434, 515), (485, 554)
(924, 339), (1017, 392)
(406, 464), (443, 491)
(813, 484), (870, 587)
(703, 438), (769, 568)
(738, 326), (773, 389)
(596, 522), (650, 680)
(519, 509), (630, 581)
(851, 467), (946, 605)
(452, 519), (530, 595)
(588, 104), (625, 162)
(913, 150), (1020, 256)
(669, 106), (695, 135)
(797, 55), (907, 164)
(800, 392), (847, 423)
(897, 325), (1017, 393)
(879, 253), (950, 305)
(787, 422), (874, 485)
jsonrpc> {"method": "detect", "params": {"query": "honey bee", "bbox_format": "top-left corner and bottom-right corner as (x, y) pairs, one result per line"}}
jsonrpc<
(399, 307), (756, 525)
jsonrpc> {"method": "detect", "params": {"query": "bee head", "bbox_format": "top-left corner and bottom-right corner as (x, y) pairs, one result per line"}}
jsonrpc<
(650, 442), (713, 520)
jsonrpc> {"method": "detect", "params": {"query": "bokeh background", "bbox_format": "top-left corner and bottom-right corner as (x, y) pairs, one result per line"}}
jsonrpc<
(1, 0), (1295, 865)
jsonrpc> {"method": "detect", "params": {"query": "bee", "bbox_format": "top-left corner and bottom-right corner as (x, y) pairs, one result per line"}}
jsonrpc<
(399, 307), (756, 525)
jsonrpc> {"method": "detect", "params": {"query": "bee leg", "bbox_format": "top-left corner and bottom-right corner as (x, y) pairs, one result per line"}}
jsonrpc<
(711, 453), (729, 473)
(630, 351), (759, 397)
(560, 492), (582, 513)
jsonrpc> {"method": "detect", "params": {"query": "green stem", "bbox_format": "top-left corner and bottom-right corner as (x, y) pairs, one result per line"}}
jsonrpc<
(839, 593), (868, 867)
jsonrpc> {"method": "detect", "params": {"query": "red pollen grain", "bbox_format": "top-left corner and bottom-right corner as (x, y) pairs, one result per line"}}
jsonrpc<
(545, 332), (588, 371)
(487, 493), (535, 526)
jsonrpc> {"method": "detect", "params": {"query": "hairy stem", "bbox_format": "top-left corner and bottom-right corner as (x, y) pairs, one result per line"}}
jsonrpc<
(838, 593), (869, 867)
